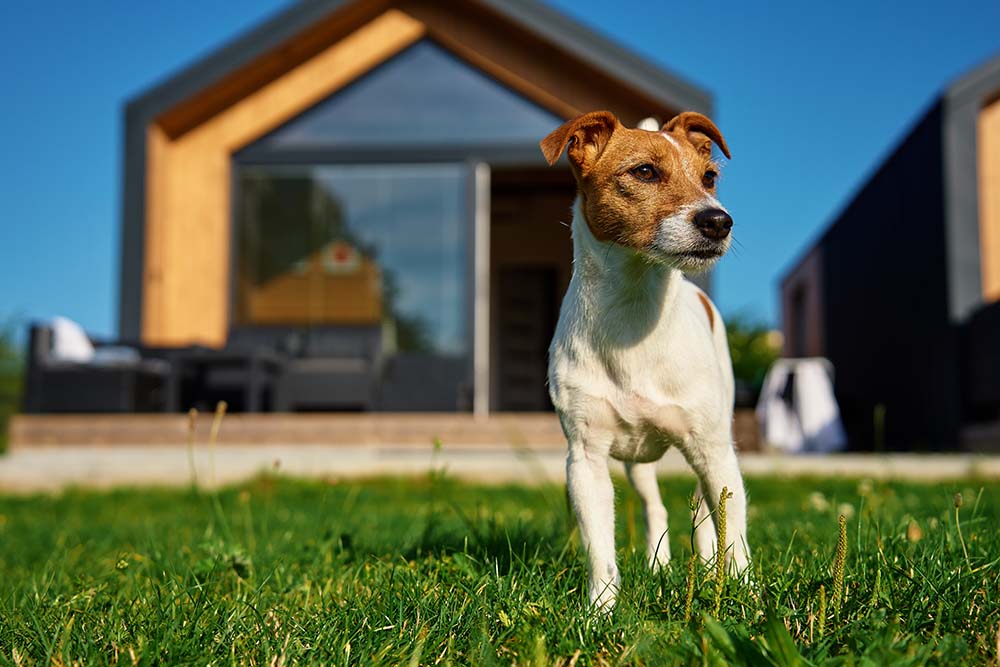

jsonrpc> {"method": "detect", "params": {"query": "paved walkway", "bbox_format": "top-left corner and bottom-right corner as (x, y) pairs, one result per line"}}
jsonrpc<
(1, 444), (999, 494)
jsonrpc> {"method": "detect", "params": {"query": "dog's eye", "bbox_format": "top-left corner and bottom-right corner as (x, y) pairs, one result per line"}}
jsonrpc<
(702, 170), (718, 189)
(630, 164), (659, 183)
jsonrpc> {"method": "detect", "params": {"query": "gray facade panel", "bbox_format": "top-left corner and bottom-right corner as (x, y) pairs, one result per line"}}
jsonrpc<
(943, 99), (984, 323)
(118, 106), (150, 340)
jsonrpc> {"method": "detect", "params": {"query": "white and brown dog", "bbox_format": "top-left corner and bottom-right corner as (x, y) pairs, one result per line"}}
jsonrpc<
(540, 110), (749, 610)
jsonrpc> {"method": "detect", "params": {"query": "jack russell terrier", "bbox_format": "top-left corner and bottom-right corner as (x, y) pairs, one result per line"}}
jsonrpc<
(540, 110), (749, 610)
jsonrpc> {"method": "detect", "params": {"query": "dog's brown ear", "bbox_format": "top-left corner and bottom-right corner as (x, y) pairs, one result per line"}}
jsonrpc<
(539, 111), (620, 172)
(663, 111), (731, 159)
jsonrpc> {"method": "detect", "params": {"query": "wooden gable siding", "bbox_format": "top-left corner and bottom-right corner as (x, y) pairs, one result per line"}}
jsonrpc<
(143, 10), (424, 346)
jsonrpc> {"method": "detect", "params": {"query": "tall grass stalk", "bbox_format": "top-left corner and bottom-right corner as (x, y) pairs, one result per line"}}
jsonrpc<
(953, 493), (971, 571)
(712, 487), (731, 617)
(185, 408), (199, 491)
(817, 584), (827, 638)
(683, 552), (697, 624)
(208, 401), (227, 488)
(683, 494), (700, 624)
(206, 401), (232, 541)
(831, 514), (848, 616)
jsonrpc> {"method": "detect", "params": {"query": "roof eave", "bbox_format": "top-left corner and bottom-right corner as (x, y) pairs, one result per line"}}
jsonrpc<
(477, 0), (712, 114)
(945, 48), (1000, 106)
(125, 0), (356, 118)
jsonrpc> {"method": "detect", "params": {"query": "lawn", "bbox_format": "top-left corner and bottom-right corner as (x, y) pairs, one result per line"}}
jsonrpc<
(0, 472), (997, 665)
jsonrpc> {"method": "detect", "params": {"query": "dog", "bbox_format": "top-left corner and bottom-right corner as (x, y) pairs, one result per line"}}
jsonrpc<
(540, 110), (750, 610)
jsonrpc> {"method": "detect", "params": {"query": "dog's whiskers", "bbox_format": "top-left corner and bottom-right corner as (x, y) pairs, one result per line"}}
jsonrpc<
(726, 236), (745, 260)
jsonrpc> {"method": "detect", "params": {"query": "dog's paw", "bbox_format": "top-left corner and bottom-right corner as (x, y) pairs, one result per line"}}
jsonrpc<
(588, 573), (620, 613)
(589, 586), (617, 614)
(647, 548), (671, 572)
(726, 547), (752, 584)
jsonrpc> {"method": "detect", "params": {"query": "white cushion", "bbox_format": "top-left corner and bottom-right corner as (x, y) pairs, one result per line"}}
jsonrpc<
(50, 316), (95, 363)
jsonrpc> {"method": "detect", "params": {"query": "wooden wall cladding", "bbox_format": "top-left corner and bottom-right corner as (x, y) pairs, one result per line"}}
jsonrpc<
(142, 10), (425, 346)
(978, 96), (1000, 304)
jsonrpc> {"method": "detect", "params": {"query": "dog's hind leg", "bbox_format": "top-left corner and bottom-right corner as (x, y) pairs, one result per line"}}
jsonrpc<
(625, 461), (670, 569)
(567, 445), (619, 611)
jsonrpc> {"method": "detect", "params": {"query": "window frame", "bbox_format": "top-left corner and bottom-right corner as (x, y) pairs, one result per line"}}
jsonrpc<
(239, 38), (563, 155)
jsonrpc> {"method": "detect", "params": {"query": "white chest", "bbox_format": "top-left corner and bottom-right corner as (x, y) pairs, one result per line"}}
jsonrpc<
(552, 300), (727, 456)
(547, 206), (732, 462)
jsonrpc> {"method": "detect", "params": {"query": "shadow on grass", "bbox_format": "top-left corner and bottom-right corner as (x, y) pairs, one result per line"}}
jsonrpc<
(324, 476), (575, 574)
(401, 516), (568, 574)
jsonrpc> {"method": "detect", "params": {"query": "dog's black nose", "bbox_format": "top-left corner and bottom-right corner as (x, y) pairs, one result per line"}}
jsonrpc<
(693, 208), (733, 241)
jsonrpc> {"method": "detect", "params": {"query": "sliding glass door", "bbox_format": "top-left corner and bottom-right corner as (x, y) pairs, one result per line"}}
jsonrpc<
(234, 163), (473, 410)
(229, 39), (561, 411)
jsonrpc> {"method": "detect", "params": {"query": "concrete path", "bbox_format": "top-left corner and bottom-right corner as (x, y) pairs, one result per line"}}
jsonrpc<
(1, 444), (999, 494)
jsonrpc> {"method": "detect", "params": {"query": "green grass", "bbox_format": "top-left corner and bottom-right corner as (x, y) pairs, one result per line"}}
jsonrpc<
(0, 473), (997, 665)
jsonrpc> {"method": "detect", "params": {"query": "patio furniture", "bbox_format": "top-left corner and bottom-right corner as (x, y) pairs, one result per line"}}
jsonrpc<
(23, 322), (171, 413)
(166, 347), (284, 413)
(227, 326), (383, 412)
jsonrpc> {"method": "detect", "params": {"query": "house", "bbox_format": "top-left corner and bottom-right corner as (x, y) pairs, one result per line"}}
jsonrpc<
(117, 0), (715, 414)
(780, 52), (1000, 451)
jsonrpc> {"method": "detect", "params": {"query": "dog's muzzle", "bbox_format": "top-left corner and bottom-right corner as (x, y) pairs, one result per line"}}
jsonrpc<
(693, 208), (733, 242)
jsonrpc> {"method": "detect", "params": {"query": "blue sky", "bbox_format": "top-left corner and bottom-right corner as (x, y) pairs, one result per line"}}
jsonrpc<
(2, 0), (999, 339)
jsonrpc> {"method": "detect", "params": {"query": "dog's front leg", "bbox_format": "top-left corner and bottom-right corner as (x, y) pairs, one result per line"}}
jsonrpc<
(684, 440), (750, 576)
(567, 443), (619, 610)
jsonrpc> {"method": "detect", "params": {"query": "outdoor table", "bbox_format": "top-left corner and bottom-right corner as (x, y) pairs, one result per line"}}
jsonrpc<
(164, 347), (284, 413)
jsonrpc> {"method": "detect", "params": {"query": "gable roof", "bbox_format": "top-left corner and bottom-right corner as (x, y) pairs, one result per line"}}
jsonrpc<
(119, 0), (714, 339)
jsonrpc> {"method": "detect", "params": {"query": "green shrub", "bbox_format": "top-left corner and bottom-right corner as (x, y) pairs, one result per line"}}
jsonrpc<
(0, 319), (23, 453)
(726, 314), (781, 392)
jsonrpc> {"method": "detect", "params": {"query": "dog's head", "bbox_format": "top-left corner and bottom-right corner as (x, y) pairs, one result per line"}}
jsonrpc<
(540, 110), (732, 272)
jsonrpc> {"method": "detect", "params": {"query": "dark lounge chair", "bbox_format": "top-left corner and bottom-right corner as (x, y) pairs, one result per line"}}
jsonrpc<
(230, 326), (382, 412)
(276, 327), (383, 412)
(22, 323), (171, 413)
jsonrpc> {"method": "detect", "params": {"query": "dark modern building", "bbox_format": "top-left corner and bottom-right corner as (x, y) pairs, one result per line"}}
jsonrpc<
(781, 52), (1000, 451)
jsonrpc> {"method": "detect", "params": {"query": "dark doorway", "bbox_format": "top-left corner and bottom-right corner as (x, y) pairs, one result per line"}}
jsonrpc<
(496, 267), (557, 410)
(489, 167), (575, 411)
